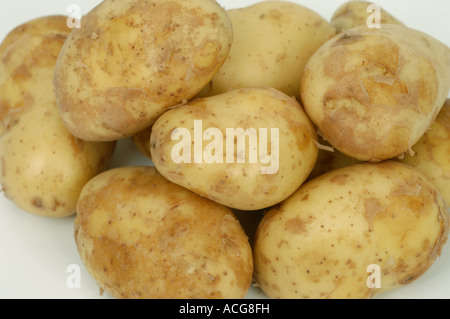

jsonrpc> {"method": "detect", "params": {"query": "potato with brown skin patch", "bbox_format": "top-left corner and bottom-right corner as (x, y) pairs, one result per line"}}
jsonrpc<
(150, 87), (318, 211)
(197, 1), (335, 100)
(301, 24), (450, 162)
(75, 166), (253, 299)
(253, 161), (449, 299)
(0, 16), (116, 218)
(331, 1), (404, 34)
(54, 0), (233, 142)
(398, 100), (450, 205)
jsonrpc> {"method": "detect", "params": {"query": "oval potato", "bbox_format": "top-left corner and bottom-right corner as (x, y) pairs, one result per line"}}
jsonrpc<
(54, 0), (233, 142)
(150, 87), (318, 211)
(301, 24), (450, 162)
(253, 161), (449, 299)
(0, 16), (116, 218)
(199, 1), (335, 99)
(75, 166), (253, 299)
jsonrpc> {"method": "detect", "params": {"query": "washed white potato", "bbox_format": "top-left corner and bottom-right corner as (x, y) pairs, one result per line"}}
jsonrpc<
(0, 16), (116, 218)
(301, 24), (450, 162)
(254, 161), (449, 299)
(199, 0), (335, 99)
(75, 166), (253, 299)
(150, 87), (318, 211)
(54, 0), (233, 141)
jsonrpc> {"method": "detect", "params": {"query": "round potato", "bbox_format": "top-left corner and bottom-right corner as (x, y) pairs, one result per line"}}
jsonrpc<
(331, 1), (404, 34)
(0, 16), (116, 218)
(301, 24), (450, 162)
(254, 161), (449, 299)
(75, 166), (253, 299)
(198, 1), (335, 99)
(150, 87), (318, 211)
(399, 99), (450, 205)
(54, 0), (233, 142)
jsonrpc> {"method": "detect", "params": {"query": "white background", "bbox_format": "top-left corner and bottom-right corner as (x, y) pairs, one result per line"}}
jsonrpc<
(0, 0), (449, 299)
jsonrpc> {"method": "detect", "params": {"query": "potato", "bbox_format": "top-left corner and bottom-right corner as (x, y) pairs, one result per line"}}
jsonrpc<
(0, 16), (71, 136)
(132, 125), (153, 160)
(53, 0), (233, 142)
(150, 87), (318, 211)
(253, 161), (449, 299)
(0, 16), (116, 218)
(74, 166), (253, 299)
(331, 1), (404, 33)
(301, 24), (450, 162)
(198, 0), (335, 99)
(398, 99), (450, 205)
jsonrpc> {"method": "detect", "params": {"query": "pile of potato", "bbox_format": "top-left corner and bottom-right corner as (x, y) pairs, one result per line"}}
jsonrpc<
(0, 0), (449, 299)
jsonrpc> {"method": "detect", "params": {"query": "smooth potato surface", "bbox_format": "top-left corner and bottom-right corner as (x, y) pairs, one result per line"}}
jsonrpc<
(254, 161), (449, 299)
(75, 166), (253, 299)
(0, 16), (116, 218)
(150, 87), (318, 211)
(54, 0), (233, 141)
(301, 24), (450, 162)
(199, 1), (335, 99)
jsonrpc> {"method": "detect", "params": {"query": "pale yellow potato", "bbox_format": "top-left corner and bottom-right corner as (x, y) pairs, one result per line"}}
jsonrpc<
(198, 0), (335, 99)
(75, 166), (253, 299)
(150, 87), (318, 211)
(0, 16), (71, 136)
(399, 100), (450, 205)
(331, 1), (404, 33)
(54, 0), (233, 142)
(0, 16), (116, 218)
(254, 161), (449, 299)
(301, 24), (450, 162)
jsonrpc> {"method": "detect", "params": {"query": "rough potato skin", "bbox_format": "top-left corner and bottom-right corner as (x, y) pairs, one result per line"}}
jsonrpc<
(150, 87), (318, 211)
(254, 161), (449, 299)
(331, 1), (404, 33)
(75, 166), (254, 299)
(301, 25), (450, 162)
(0, 16), (116, 218)
(54, 0), (233, 142)
(399, 100), (450, 205)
